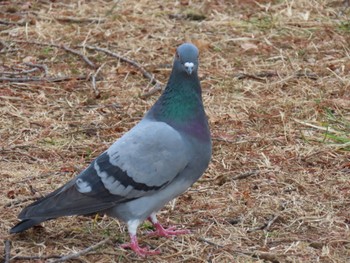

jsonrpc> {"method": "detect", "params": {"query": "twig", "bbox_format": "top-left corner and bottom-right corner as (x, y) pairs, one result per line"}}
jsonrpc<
(63, 45), (96, 68)
(55, 16), (106, 23)
(80, 102), (121, 110)
(265, 214), (280, 231)
(5, 196), (40, 207)
(23, 62), (49, 76)
(0, 19), (27, 26)
(0, 74), (89, 83)
(11, 255), (61, 261)
(4, 240), (11, 263)
(48, 238), (111, 263)
(91, 63), (106, 98)
(294, 70), (318, 80)
(231, 250), (282, 263)
(330, 141), (350, 150)
(32, 12), (107, 23)
(234, 71), (278, 81)
(293, 119), (342, 134)
(81, 45), (155, 82)
(8, 40), (164, 95)
(1, 67), (39, 76)
(234, 71), (318, 81)
(81, 45), (164, 90)
(197, 237), (224, 248)
(10, 39), (60, 48)
(1, 62), (48, 77)
(9, 40), (96, 69)
(212, 136), (248, 144)
(252, 252), (281, 263)
(247, 214), (280, 232)
(247, 225), (266, 233)
(16, 171), (64, 184)
(232, 170), (260, 180)
(0, 39), (10, 49)
(140, 84), (163, 98)
(0, 48), (19, 54)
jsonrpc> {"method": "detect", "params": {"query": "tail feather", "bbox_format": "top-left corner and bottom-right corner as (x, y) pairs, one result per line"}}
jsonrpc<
(18, 180), (115, 220)
(10, 178), (117, 234)
(10, 218), (47, 233)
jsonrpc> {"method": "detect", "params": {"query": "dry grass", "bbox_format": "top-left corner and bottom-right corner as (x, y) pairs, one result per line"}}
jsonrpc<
(1, 0), (350, 262)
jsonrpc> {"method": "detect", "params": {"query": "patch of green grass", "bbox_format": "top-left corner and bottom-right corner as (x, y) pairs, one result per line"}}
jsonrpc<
(322, 130), (350, 151)
(101, 227), (112, 238)
(265, 230), (280, 238)
(185, 11), (206, 21)
(39, 137), (74, 147)
(38, 47), (54, 59)
(115, 235), (125, 244)
(323, 133), (350, 144)
(247, 15), (276, 31)
(94, 53), (106, 62)
(297, 49), (307, 59)
(41, 137), (58, 146)
(337, 21), (350, 33)
(140, 221), (154, 231)
(324, 107), (336, 120)
(320, 108), (350, 151)
(6, 6), (18, 13)
(70, 67), (80, 75)
(212, 45), (222, 52)
(85, 147), (93, 158)
(314, 98), (321, 103)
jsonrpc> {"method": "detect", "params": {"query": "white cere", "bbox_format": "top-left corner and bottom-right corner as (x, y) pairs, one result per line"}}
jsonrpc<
(184, 62), (194, 68)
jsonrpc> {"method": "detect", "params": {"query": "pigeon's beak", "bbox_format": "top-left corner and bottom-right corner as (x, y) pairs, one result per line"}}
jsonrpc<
(184, 62), (194, 75)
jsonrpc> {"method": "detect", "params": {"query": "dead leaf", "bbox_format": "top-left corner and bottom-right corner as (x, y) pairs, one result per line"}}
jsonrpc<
(240, 42), (258, 51)
(192, 39), (211, 52)
(7, 190), (15, 199)
(22, 56), (37, 63)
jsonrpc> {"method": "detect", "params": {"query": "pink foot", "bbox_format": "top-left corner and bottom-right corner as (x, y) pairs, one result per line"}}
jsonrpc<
(148, 222), (191, 237)
(120, 235), (160, 257)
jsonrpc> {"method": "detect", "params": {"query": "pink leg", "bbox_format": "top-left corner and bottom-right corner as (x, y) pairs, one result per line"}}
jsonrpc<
(120, 234), (160, 257)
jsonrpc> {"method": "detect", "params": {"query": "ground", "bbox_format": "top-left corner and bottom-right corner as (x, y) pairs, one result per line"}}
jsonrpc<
(1, 0), (350, 262)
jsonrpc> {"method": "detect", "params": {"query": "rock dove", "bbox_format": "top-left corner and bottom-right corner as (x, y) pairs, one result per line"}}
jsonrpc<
(10, 43), (212, 257)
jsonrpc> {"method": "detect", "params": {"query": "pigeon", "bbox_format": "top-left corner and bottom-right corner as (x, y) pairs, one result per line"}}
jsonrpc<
(10, 43), (212, 257)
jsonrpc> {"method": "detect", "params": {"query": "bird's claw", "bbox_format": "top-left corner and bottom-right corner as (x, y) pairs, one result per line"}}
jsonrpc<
(147, 222), (191, 237)
(120, 235), (160, 257)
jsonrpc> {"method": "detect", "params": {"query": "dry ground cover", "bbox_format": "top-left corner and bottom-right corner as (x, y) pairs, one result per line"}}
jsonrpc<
(1, 0), (350, 262)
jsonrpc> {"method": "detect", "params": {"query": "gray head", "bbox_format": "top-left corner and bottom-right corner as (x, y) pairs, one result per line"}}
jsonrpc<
(173, 43), (199, 76)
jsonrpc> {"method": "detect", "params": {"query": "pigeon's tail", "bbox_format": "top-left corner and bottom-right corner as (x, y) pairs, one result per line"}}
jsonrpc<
(10, 218), (46, 233)
(10, 175), (119, 234)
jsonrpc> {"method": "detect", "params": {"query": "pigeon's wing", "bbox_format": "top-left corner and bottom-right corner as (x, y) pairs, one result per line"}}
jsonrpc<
(18, 119), (191, 220)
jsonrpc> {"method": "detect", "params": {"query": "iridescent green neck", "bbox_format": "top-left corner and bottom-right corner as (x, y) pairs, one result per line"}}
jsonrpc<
(149, 75), (203, 123)
(147, 74), (210, 141)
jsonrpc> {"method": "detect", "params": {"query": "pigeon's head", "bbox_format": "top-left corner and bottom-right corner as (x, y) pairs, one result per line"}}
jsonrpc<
(174, 43), (199, 76)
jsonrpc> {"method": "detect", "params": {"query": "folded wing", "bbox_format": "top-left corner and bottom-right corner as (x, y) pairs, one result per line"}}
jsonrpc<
(18, 119), (190, 220)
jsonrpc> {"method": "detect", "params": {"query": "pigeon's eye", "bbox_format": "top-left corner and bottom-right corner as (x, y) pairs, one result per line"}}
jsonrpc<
(175, 51), (180, 59)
